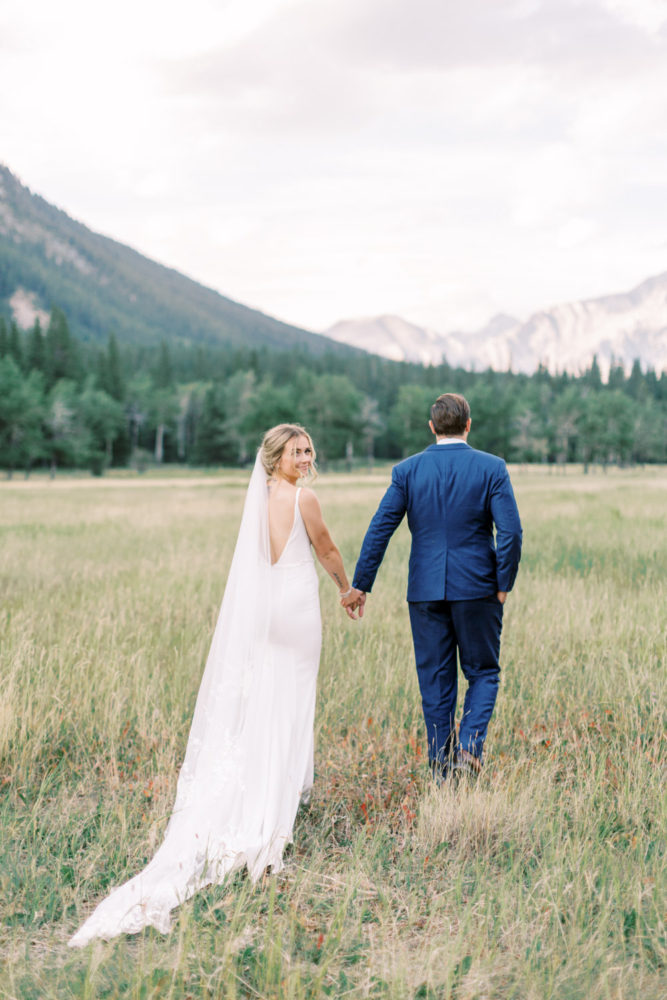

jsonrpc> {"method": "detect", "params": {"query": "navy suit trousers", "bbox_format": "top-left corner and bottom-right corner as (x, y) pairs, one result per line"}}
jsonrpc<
(408, 595), (504, 766)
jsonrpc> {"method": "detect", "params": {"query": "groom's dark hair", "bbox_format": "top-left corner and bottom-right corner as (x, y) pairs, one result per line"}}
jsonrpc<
(430, 393), (470, 436)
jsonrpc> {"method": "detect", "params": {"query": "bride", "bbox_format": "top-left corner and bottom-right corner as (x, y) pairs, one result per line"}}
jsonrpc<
(68, 423), (364, 946)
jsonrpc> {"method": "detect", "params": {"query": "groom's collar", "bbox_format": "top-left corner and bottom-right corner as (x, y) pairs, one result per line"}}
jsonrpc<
(427, 441), (470, 450)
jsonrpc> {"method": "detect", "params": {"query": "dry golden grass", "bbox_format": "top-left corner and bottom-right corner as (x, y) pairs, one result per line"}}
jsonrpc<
(0, 464), (665, 998)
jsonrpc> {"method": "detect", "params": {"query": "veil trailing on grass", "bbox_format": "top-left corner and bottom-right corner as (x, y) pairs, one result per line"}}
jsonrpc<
(69, 452), (273, 945)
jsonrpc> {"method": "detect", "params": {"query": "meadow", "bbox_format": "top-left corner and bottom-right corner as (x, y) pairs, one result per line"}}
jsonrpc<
(0, 464), (664, 999)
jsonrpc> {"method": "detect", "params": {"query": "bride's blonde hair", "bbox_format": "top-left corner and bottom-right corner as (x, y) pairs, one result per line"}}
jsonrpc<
(260, 424), (317, 481)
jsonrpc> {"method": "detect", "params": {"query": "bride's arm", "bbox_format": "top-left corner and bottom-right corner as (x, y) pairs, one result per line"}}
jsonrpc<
(299, 488), (364, 615)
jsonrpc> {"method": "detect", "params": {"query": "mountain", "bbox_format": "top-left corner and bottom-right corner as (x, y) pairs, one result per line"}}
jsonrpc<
(322, 312), (523, 369)
(5, 163), (664, 374)
(325, 275), (667, 374)
(496, 274), (667, 374)
(0, 164), (351, 356)
(325, 314), (451, 365)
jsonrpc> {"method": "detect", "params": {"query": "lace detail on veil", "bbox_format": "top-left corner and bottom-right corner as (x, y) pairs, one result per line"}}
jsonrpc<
(68, 453), (273, 946)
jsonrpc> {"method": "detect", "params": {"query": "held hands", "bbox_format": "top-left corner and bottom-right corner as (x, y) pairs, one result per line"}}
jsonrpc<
(339, 588), (366, 620)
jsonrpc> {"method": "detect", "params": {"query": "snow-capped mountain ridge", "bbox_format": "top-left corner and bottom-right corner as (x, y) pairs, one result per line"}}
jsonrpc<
(324, 273), (667, 375)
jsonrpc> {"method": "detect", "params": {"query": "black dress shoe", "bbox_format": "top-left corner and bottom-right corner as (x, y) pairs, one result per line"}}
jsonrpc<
(452, 749), (481, 783)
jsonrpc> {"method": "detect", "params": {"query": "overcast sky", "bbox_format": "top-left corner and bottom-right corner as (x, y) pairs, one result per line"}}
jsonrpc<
(2, 0), (667, 333)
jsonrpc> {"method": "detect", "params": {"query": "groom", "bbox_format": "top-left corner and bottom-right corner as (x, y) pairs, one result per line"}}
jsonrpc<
(344, 393), (522, 778)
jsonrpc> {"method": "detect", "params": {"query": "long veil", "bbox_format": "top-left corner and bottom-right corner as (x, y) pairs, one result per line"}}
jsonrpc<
(69, 452), (273, 945)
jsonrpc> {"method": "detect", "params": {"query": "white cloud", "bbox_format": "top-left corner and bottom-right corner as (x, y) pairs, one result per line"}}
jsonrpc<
(598, 0), (667, 34)
(1, 0), (667, 333)
(556, 217), (596, 249)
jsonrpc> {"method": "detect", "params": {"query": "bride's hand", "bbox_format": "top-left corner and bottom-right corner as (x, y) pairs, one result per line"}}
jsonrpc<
(341, 589), (366, 620)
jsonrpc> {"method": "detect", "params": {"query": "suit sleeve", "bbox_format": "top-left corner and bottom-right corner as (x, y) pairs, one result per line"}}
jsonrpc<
(490, 463), (522, 592)
(352, 466), (407, 593)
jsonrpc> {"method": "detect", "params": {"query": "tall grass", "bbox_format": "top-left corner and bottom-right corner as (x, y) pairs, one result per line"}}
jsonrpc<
(0, 465), (665, 998)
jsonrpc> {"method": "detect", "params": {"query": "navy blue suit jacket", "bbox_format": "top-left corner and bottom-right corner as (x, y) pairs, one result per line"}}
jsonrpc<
(352, 442), (522, 602)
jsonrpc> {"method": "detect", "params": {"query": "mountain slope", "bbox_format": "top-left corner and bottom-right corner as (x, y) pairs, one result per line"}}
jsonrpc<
(0, 165), (349, 355)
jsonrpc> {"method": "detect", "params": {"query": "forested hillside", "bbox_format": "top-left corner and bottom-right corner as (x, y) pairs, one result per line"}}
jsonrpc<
(1, 308), (665, 476)
(0, 164), (351, 356)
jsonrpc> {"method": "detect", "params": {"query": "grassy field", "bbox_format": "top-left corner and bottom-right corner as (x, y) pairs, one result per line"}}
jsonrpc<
(0, 464), (665, 999)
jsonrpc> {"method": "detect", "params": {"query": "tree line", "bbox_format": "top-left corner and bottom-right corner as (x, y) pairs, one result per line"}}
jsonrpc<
(1, 308), (665, 477)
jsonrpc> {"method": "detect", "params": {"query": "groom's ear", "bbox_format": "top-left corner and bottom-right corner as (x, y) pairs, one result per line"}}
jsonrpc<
(429, 419), (436, 436)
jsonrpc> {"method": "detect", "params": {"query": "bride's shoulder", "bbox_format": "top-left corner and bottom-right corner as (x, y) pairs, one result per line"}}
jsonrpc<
(268, 479), (297, 498)
(298, 486), (320, 512)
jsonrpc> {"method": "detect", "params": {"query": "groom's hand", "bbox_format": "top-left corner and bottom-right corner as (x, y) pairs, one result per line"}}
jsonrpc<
(496, 591), (507, 604)
(341, 588), (366, 619)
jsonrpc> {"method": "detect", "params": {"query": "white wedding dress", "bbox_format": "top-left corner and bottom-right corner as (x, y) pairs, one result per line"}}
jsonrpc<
(69, 457), (321, 946)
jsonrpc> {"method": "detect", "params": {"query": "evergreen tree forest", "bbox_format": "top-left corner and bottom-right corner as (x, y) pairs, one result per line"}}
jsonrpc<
(0, 308), (665, 477)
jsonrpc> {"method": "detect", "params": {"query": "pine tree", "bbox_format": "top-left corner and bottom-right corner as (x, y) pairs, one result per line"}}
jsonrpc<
(45, 307), (82, 387)
(25, 319), (45, 374)
(153, 341), (174, 389)
(8, 321), (24, 370)
(585, 355), (603, 389)
(105, 332), (125, 400)
(626, 359), (646, 400)
(607, 358), (625, 390)
(96, 332), (125, 401)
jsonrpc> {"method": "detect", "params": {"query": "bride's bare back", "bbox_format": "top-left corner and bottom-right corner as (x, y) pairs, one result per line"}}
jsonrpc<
(268, 481), (300, 564)
(265, 432), (359, 617)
